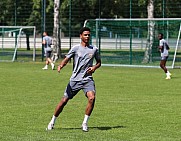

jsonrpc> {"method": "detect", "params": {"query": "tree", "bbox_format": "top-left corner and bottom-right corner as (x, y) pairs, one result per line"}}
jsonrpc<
(51, 0), (61, 62)
(143, 0), (155, 63)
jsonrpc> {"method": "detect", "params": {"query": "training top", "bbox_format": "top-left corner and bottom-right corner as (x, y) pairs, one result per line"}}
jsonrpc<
(159, 39), (169, 57)
(43, 36), (52, 48)
(66, 44), (101, 82)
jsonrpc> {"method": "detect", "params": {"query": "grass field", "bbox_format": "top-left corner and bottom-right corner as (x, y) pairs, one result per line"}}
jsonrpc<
(0, 62), (181, 141)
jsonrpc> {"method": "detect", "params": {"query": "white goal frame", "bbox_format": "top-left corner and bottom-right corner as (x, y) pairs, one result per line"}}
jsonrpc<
(84, 18), (181, 69)
(0, 26), (36, 62)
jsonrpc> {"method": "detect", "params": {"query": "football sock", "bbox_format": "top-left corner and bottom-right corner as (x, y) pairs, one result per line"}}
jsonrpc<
(50, 115), (57, 124)
(83, 115), (89, 124)
(166, 71), (170, 76)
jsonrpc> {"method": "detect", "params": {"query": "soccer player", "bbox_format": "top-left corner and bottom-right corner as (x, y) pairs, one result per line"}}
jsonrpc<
(158, 33), (171, 79)
(42, 31), (55, 70)
(46, 27), (101, 132)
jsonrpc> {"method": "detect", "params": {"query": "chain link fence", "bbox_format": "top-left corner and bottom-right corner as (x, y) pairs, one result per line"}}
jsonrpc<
(0, 0), (181, 62)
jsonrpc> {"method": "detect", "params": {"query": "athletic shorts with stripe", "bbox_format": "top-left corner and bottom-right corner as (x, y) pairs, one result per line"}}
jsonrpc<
(63, 78), (96, 99)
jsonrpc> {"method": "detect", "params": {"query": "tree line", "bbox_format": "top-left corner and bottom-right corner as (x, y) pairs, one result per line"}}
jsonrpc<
(0, 0), (181, 36)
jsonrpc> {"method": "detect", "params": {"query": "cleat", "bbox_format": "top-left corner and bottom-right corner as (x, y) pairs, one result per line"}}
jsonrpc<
(46, 123), (54, 131)
(42, 67), (48, 70)
(166, 76), (171, 80)
(82, 123), (88, 132)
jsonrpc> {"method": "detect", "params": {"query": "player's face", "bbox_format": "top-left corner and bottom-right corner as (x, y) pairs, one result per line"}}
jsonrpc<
(80, 31), (90, 44)
(43, 32), (46, 36)
(158, 34), (162, 40)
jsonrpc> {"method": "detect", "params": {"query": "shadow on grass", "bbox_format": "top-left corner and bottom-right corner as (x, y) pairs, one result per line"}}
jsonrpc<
(56, 125), (125, 131)
(93, 125), (125, 130)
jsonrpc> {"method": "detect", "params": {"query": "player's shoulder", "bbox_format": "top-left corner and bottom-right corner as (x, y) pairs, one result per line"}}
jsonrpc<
(88, 45), (98, 50)
(72, 44), (81, 50)
(43, 35), (51, 40)
(161, 38), (166, 42)
(48, 36), (52, 39)
(160, 39), (165, 44)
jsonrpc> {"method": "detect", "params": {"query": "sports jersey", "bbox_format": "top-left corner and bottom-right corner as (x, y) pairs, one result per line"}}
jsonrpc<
(43, 36), (52, 51)
(159, 39), (169, 57)
(66, 44), (100, 82)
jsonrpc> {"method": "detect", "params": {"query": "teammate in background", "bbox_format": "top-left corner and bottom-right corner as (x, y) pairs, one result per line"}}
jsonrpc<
(42, 31), (55, 70)
(158, 33), (171, 79)
(46, 27), (101, 132)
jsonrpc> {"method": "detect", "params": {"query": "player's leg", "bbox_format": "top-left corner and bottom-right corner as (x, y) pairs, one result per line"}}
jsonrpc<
(160, 60), (167, 73)
(165, 56), (172, 77)
(82, 91), (95, 132)
(160, 57), (171, 79)
(85, 91), (95, 116)
(42, 49), (49, 70)
(42, 58), (49, 70)
(82, 79), (96, 132)
(160, 57), (167, 73)
(54, 97), (69, 117)
(165, 59), (171, 79)
(46, 82), (79, 130)
(46, 97), (69, 130)
(47, 51), (55, 70)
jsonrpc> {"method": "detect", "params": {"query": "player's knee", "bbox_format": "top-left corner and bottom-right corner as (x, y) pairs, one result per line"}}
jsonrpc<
(88, 95), (95, 103)
(160, 64), (162, 68)
(160, 63), (163, 68)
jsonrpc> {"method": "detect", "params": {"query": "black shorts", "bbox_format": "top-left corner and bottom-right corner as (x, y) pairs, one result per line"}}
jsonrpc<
(46, 51), (52, 58)
(44, 48), (52, 58)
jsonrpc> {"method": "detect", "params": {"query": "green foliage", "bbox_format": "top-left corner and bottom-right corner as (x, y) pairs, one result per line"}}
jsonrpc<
(28, 0), (41, 29)
(0, 0), (181, 35)
(0, 62), (181, 141)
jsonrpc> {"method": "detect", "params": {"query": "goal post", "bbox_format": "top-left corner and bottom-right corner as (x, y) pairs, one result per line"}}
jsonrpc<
(0, 26), (36, 62)
(84, 18), (181, 68)
(172, 23), (181, 68)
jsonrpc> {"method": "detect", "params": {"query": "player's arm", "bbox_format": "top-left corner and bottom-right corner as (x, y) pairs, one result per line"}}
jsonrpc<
(42, 38), (46, 45)
(87, 49), (101, 74)
(57, 57), (70, 73)
(94, 57), (101, 70)
(158, 45), (163, 52)
(87, 58), (101, 74)
(158, 40), (164, 52)
(158, 45), (163, 49)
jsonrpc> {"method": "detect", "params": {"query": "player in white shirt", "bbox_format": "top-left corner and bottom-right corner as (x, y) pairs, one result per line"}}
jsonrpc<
(158, 33), (171, 79)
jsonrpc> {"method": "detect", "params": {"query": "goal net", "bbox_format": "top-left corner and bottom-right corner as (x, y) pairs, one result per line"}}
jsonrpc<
(0, 26), (36, 62)
(84, 18), (181, 68)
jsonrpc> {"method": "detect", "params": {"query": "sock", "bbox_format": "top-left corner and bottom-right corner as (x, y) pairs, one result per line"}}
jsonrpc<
(45, 65), (48, 68)
(166, 71), (171, 76)
(51, 63), (54, 66)
(83, 115), (89, 124)
(50, 115), (57, 124)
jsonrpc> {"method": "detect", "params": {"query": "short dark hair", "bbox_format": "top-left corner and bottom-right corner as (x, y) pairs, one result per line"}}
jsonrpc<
(159, 33), (163, 37)
(79, 27), (90, 34)
(43, 31), (48, 35)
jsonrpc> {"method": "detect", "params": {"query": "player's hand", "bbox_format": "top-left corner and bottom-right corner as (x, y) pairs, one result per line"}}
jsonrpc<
(86, 67), (95, 74)
(57, 65), (63, 73)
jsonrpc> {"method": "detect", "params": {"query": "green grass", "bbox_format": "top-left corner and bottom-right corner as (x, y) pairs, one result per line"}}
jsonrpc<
(0, 62), (181, 141)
